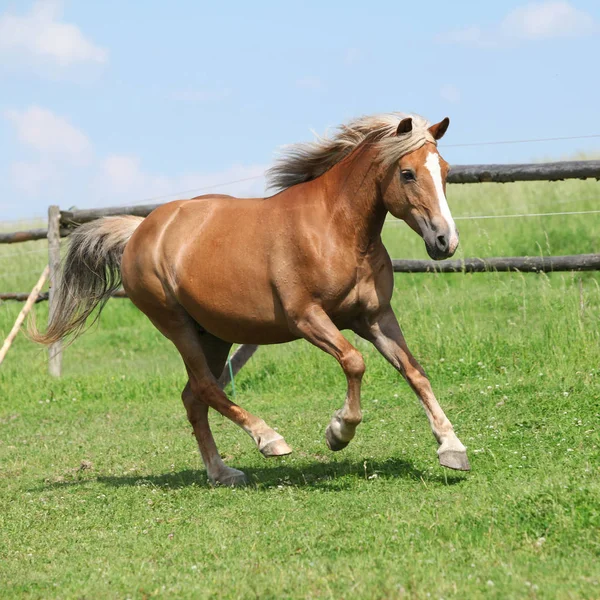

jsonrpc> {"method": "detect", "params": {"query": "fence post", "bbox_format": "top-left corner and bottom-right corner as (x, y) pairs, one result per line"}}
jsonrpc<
(47, 205), (63, 377)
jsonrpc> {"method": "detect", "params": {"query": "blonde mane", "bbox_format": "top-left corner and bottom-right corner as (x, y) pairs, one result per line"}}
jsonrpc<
(266, 113), (435, 191)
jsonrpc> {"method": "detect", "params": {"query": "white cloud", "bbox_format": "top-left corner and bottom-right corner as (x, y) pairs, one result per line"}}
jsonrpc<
(438, 1), (597, 48)
(0, 0), (108, 67)
(4, 105), (93, 197)
(501, 2), (596, 40)
(440, 84), (461, 104)
(2, 105), (267, 215)
(5, 106), (92, 164)
(98, 155), (267, 206)
(102, 155), (145, 191)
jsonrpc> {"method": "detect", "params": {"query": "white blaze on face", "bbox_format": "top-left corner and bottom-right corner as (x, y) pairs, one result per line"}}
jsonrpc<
(424, 151), (458, 250)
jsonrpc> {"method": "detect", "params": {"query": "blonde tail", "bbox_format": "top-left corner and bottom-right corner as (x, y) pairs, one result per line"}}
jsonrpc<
(30, 216), (143, 345)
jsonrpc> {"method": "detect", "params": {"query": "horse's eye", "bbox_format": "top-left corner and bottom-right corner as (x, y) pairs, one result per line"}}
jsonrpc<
(401, 170), (415, 182)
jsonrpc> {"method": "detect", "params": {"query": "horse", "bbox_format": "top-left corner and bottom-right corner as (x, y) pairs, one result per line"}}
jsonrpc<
(33, 113), (470, 486)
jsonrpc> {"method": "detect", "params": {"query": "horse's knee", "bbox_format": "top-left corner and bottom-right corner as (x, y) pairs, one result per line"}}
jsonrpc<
(341, 349), (365, 380)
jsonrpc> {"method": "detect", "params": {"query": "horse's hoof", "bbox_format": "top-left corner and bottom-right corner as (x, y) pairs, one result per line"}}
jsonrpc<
(210, 467), (248, 487)
(438, 450), (471, 471)
(325, 425), (350, 452)
(260, 437), (292, 457)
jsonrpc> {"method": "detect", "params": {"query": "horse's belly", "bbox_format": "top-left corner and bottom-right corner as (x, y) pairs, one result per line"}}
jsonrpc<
(176, 281), (296, 345)
(197, 317), (296, 345)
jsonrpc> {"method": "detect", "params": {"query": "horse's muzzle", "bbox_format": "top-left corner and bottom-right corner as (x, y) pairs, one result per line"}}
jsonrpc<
(422, 218), (459, 261)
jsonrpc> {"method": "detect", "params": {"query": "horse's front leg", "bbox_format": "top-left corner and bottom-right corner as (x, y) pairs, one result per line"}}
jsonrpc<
(293, 305), (365, 451)
(357, 306), (470, 471)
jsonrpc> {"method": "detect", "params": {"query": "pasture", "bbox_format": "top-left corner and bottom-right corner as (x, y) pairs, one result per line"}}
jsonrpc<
(1, 178), (599, 598)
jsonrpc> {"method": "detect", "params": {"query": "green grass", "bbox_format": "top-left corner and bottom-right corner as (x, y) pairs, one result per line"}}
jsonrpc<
(1, 180), (599, 599)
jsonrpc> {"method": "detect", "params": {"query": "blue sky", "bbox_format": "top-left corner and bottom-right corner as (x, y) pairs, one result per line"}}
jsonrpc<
(1, 0), (599, 220)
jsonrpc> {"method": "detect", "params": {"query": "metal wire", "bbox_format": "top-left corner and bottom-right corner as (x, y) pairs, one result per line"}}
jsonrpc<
(454, 209), (600, 221)
(126, 175), (264, 207)
(384, 208), (600, 224)
(443, 134), (600, 148)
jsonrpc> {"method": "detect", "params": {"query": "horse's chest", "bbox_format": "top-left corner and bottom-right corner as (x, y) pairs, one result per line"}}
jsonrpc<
(324, 260), (389, 319)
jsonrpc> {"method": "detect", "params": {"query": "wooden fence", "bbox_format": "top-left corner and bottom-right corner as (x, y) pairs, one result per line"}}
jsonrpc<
(1, 159), (599, 377)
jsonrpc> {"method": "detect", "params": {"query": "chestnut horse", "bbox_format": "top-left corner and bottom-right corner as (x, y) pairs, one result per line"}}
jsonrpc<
(34, 113), (469, 486)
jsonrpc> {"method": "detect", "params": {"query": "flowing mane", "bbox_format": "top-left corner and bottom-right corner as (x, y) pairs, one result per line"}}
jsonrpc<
(267, 112), (435, 191)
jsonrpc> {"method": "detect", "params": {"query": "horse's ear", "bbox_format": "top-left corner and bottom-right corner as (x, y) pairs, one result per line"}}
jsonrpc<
(396, 117), (413, 136)
(429, 117), (450, 141)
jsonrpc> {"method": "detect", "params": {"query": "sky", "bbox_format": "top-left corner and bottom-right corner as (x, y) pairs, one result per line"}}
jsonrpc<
(1, 0), (599, 220)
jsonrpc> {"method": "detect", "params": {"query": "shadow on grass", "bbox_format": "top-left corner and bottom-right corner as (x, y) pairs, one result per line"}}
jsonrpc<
(38, 457), (467, 492)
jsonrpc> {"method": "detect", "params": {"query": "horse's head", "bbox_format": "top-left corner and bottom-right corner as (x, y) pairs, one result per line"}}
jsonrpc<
(381, 117), (458, 260)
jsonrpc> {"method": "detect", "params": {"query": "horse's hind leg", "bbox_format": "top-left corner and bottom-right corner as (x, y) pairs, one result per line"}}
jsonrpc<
(181, 330), (291, 457)
(182, 379), (247, 486)
(180, 334), (246, 486)
(156, 314), (291, 469)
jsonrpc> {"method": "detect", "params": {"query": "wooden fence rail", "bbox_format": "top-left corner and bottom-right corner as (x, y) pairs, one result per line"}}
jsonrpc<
(447, 160), (600, 184)
(0, 229), (49, 244)
(60, 204), (161, 228)
(391, 253), (600, 273)
(0, 292), (49, 302)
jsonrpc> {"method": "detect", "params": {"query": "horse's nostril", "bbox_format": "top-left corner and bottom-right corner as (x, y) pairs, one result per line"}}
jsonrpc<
(436, 234), (448, 250)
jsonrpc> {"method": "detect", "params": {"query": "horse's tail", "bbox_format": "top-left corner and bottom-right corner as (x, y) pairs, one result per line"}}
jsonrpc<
(30, 215), (144, 345)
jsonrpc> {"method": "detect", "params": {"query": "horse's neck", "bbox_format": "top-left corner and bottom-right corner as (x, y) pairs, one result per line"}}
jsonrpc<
(323, 145), (388, 253)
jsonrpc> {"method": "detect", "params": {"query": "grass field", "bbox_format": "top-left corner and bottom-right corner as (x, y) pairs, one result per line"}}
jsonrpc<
(1, 178), (599, 599)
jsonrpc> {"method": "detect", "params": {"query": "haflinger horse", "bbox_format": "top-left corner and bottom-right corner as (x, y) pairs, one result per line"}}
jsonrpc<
(33, 113), (470, 486)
